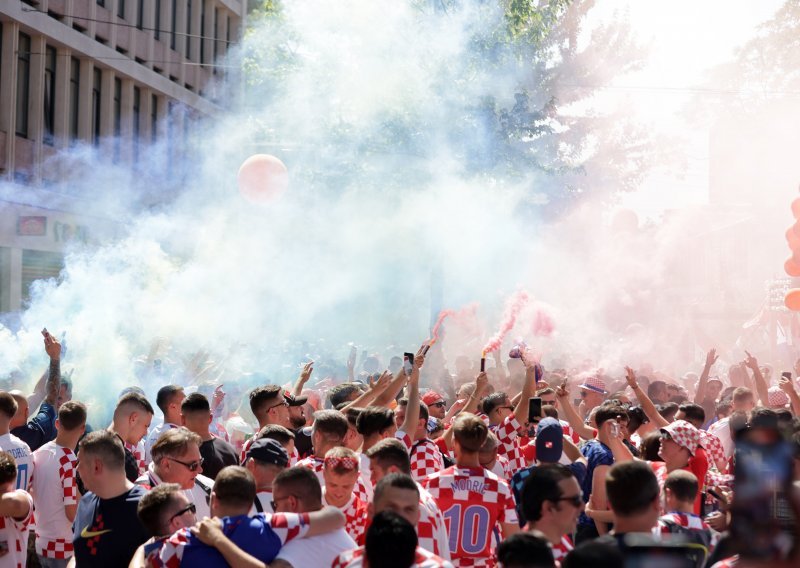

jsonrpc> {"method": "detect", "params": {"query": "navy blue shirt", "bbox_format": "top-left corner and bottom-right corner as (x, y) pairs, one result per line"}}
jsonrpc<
(72, 485), (149, 567)
(11, 402), (56, 452)
(577, 440), (614, 528)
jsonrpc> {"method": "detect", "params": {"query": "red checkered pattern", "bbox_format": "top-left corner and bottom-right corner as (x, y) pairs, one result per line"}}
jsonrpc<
(658, 512), (719, 549)
(125, 441), (146, 475)
(661, 420), (701, 455)
(561, 421), (580, 444)
(396, 430), (413, 452)
(491, 415), (527, 474)
(35, 538), (73, 559)
(410, 439), (445, 482)
(698, 430), (726, 472)
(158, 512), (311, 567)
(767, 386), (790, 408)
(325, 492), (368, 543)
(710, 556), (740, 568)
(552, 535), (573, 563)
(421, 466), (518, 567)
(33, 443), (77, 558)
(333, 545), (452, 568)
(0, 490), (32, 568)
(579, 375), (607, 395)
(418, 483), (449, 559)
(296, 456), (371, 504)
(59, 448), (78, 504)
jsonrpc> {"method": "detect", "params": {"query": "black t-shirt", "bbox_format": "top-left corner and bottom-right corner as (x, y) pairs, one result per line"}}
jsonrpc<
(294, 427), (313, 459)
(200, 437), (239, 479)
(72, 484), (150, 567)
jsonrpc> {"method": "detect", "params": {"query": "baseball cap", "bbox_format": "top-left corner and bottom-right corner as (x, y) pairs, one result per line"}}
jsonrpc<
(422, 391), (444, 406)
(246, 438), (289, 467)
(284, 390), (308, 407)
(535, 418), (563, 463)
(660, 420), (700, 456)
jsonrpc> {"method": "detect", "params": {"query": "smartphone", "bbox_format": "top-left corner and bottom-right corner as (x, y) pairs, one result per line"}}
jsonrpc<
(403, 352), (414, 376)
(707, 487), (724, 502)
(527, 397), (542, 423)
(730, 439), (794, 559)
(781, 371), (792, 380)
(480, 357), (486, 372)
(610, 422), (620, 438)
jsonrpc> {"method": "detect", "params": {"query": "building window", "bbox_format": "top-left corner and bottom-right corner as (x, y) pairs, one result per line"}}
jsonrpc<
(200, 0), (205, 64)
(213, 8), (219, 74)
(151, 93), (158, 142)
(117, 0), (125, 18)
(43, 46), (57, 145)
(16, 33), (31, 138)
(133, 86), (140, 162)
(155, 0), (161, 40)
(185, 0), (192, 59)
(137, 0), (144, 29)
(69, 57), (80, 143)
(22, 250), (65, 305)
(97, 0), (105, 7)
(113, 77), (121, 161)
(170, 0), (177, 50)
(92, 67), (102, 146)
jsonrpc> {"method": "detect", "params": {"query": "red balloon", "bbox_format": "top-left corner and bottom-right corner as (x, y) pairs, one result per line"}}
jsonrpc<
(786, 257), (800, 277)
(792, 197), (800, 220)
(786, 289), (800, 311)
(237, 154), (288, 204)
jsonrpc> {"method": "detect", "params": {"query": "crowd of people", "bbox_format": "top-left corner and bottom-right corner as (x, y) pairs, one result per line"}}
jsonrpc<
(0, 330), (799, 567)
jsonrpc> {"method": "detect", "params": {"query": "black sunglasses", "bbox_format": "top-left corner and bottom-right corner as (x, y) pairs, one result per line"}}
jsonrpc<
(555, 495), (583, 508)
(429, 401), (447, 408)
(170, 502), (196, 521)
(167, 456), (204, 472)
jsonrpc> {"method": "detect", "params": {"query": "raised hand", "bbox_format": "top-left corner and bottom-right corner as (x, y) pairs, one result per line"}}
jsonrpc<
(475, 371), (489, 395)
(624, 366), (638, 389)
(743, 350), (758, 371)
(555, 381), (569, 399)
(298, 361), (314, 385)
(42, 328), (61, 361)
(779, 376), (797, 395)
(705, 348), (719, 369)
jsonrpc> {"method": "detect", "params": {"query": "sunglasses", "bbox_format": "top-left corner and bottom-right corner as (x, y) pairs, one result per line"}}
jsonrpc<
(170, 502), (196, 521)
(167, 456), (204, 472)
(429, 401), (447, 408)
(270, 493), (298, 511)
(267, 401), (289, 412)
(555, 494), (583, 508)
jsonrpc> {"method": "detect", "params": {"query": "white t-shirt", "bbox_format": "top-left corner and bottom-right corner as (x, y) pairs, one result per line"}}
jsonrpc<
(277, 527), (356, 568)
(358, 453), (374, 503)
(0, 490), (33, 567)
(31, 441), (78, 557)
(0, 433), (33, 491)
(250, 489), (274, 515)
(144, 422), (179, 464)
(707, 417), (733, 460)
(136, 464), (214, 520)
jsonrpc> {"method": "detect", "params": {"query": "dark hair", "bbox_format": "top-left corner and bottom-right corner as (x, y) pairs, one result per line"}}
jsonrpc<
(521, 464), (576, 524)
(328, 383), (363, 409)
(594, 405), (627, 428)
(0, 392), (18, 420)
(677, 403), (705, 427)
(481, 392), (509, 416)
(365, 438), (411, 475)
(656, 402), (679, 422)
(497, 532), (555, 568)
(0, 451), (17, 485)
(249, 385), (282, 416)
(749, 407), (779, 432)
(79, 430), (125, 470)
(156, 385), (184, 415)
(562, 540), (624, 568)
(213, 466), (256, 509)
(647, 380), (667, 400)
(542, 405), (559, 420)
(626, 406), (648, 434)
(137, 483), (183, 537)
(640, 431), (663, 462)
(365, 511), (418, 568)
(664, 470), (698, 503)
(181, 392), (210, 415)
(116, 392), (155, 416)
(356, 407), (396, 437)
(374, 472), (419, 505)
(606, 461), (659, 516)
(151, 427), (201, 464)
(311, 410), (349, 442)
(255, 424), (295, 445)
(57, 400), (87, 431)
(342, 406), (362, 427)
(273, 466), (322, 509)
(453, 413), (488, 453)
(398, 398), (429, 422)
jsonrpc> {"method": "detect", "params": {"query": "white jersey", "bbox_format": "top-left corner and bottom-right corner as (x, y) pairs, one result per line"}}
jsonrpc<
(251, 489), (274, 515)
(0, 490), (33, 568)
(0, 433), (33, 491)
(32, 441), (79, 559)
(144, 422), (179, 464)
(277, 528), (356, 568)
(358, 453), (374, 503)
(135, 464), (214, 520)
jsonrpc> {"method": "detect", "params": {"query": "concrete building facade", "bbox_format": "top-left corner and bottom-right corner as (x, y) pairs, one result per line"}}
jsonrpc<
(0, 0), (245, 314)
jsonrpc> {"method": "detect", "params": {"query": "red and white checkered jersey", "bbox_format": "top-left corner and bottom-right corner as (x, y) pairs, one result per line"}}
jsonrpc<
(698, 430), (726, 471)
(410, 439), (445, 482)
(0, 433), (33, 492)
(421, 466), (518, 567)
(485, 455), (511, 483)
(395, 429), (413, 451)
(551, 535), (573, 563)
(358, 453), (374, 503)
(296, 456), (371, 505)
(418, 483), (450, 560)
(158, 511), (311, 567)
(323, 491), (368, 544)
(561, 420), (580, 444)
(240, 437), (299, 466)
(0, 490), (33, 568)
(124, 440), (147, 476)
(657, 511), (719, 548)
(490, 415), (527, 475)
(710, 556), (740, 568)
(32, 441), (78, 558)
(332, 545), (453, 568)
